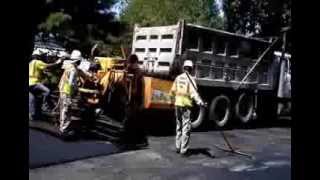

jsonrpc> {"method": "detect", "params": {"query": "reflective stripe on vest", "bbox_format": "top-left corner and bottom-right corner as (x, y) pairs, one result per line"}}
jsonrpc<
(59, 69), (73, 95)
(174, 73), (193, 107)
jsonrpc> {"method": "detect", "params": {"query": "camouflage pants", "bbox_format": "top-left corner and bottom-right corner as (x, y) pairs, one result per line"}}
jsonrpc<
(59, 93), (72, 133)
(175, 106), (191, 154)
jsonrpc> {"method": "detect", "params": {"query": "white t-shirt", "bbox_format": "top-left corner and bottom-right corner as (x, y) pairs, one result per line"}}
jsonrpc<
(78, 60), (91, 72)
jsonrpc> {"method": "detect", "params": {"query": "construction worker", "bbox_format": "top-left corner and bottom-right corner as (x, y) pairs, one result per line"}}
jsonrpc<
(126, 54), (143, 104)
(170, 60), (205, 157)
(58, 50), (93, 135)
(126, 54), (141, 73)
(29, 49), (62, 121)
(124, 54), (148, 147)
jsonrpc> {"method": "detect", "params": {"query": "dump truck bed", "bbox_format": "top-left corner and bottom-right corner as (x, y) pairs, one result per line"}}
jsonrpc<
(132, 21), (278, 92)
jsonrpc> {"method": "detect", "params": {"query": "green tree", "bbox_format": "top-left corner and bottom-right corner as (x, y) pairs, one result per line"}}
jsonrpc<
(36, 0), (128, 57)
(222, 0), (291, 37)
(120, 0), (224, 29)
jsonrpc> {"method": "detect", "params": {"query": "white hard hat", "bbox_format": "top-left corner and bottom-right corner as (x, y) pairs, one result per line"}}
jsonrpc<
(38, 48), (49, 55)
(57, 51), (70, 58)
(62, 60), (79, 69)
(183, 60), (193, 68)
(48, 50), (57, 57)
(70, 50), (82, 60)
(32, 49), (41, 56)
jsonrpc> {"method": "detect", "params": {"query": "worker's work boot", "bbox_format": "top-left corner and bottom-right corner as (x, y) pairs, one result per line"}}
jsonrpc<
(95, 108), (103, 117)
(181, 150), (191, 158)
(175, 148), (180, 154)
(61, 130), (76, 141)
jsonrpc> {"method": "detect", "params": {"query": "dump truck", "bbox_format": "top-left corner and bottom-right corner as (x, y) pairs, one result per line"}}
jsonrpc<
(130, 20), (291, 128)
(30, 21), (291, 142)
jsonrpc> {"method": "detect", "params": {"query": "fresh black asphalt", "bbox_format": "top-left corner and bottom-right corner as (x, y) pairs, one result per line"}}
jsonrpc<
(29, 129), (120, 169)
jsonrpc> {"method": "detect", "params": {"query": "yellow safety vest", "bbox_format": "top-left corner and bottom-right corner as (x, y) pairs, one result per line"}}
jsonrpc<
(170, 73), (193, 107)
(29, 59), (48, 86)
(96, 57), (116, 71)
(59, 65), (77, 96)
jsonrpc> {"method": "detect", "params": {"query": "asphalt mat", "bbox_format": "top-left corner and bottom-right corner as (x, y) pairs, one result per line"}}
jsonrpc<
(29, 128), (120, 169)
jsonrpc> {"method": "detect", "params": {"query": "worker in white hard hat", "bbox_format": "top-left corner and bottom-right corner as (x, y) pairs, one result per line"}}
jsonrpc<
(29, 49), (62, 121)
(58, 49), (93, 136)
(31, 49), (43, 61)
(169, 60), (205, 157)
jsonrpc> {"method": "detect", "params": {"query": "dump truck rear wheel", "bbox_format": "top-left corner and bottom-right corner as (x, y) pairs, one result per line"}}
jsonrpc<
(235, 93), (254, 123)
(209, 95), (231, 127)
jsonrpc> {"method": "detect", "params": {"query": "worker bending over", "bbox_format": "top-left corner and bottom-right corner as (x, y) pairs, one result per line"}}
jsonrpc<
(29, 49), (62, 121)
(58, 50), (93, 136)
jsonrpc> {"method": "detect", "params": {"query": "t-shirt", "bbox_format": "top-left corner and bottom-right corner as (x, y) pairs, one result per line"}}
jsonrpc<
(29, 59), (48, 86)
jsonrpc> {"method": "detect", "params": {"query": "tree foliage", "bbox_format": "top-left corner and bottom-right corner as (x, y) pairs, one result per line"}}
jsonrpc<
(37, 0), (127, 57)
(36, 0), (292, 56)
(38, 12), (72, 32)
(223, 0), (291, 37)
(120, 0), (224, 29)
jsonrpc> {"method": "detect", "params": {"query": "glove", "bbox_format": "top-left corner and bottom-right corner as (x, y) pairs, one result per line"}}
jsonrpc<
(198, 101), (207, 108)
(93, 76), (99, 83)
(198, 101), (204, 107)
(56, 59), (63, 64)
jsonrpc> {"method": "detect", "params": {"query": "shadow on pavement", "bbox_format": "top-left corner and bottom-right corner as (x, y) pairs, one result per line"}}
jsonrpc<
(140, 110), (176, 136)
(29, 128), (148, 169)
(29, 116), (151, 169)
(188, 148), (215, 158)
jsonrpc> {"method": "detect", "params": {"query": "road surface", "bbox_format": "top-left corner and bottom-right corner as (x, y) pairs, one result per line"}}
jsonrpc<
(29, 123), (291, 180)
(29, 129), (120, 169)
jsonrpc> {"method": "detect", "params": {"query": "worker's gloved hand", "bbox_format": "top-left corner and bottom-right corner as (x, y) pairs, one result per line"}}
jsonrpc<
(198, 101), (204, 107)
(93, 76), (99, 83)
(199, 101), (207, 108)
(56, 59), (63, 64)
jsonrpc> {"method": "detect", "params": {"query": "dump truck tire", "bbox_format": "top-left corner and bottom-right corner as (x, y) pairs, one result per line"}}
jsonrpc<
(209, 95), (231, 127)
(191, 105), (205, 129)
(235, 93), (254, 124)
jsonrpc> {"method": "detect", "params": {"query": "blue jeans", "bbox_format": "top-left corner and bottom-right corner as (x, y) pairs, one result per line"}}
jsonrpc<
(29, 83), (51, 120)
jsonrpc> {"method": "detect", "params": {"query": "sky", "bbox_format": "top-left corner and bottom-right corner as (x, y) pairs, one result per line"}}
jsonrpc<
(216, 0), (224, 17)
(110, 1), (125, 18)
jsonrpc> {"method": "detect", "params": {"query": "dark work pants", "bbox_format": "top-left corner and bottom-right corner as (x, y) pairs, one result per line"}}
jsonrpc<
(29, 83), (51, 120)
